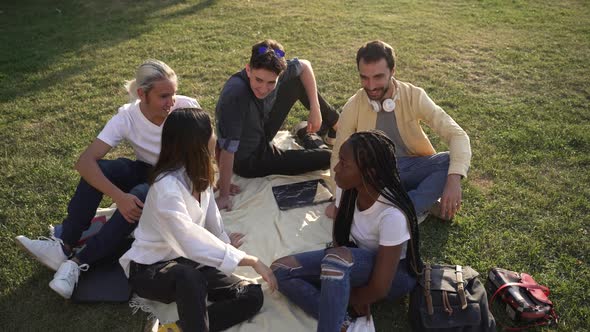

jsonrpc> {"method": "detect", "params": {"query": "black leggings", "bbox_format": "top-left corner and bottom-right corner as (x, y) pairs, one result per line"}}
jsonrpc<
(129, 258), (263, 332)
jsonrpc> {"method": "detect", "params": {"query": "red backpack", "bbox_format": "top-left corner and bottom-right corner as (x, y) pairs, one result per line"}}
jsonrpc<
(487, 268), (558, 331)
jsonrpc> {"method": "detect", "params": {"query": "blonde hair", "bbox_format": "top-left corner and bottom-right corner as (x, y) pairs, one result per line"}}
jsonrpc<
(124, 59), (177, 101)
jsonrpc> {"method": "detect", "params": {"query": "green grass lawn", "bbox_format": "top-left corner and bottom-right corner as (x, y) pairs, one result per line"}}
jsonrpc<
(1, 0), (589, 330)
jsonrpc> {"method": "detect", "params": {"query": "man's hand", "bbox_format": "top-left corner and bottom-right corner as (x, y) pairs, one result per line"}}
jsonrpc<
(114, 193), (144, 223)
(214, 174), (241, 211)
(307, 106), (322, 133)
(214, 181), (241, 195)
(216, 195), (233, 211)
(440, 174), (462, 220)
(229, 232), (245, 248)
(227, 183), (241, 195)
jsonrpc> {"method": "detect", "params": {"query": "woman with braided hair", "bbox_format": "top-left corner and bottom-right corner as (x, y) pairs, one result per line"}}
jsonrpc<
(272, 130), (422, 332)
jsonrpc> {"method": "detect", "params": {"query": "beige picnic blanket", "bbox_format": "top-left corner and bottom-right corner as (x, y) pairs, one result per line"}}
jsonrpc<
(131, 131), (334, 331)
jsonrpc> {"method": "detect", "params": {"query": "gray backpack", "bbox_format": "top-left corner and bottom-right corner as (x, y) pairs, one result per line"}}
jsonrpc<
(409, 264), (496, 332)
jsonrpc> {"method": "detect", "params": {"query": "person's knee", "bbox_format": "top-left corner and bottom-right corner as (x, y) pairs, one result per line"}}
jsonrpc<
(271, 255), (301, 270)
(129, 183), (149, 201)
(321, 247), (353, 280)
(271, 256), (301, 280)
(239, 282), (264, 315)
(434, 151), (450, 167)
(97, 158), (129, 178)
(324, 247), (353, 264)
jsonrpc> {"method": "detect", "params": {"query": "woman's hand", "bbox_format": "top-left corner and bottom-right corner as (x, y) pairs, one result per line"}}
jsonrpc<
(351, 303), (371, 320)
(239, 255), (278, 292)
(229, 232), (245, 248)
(253, 260), (278, 292)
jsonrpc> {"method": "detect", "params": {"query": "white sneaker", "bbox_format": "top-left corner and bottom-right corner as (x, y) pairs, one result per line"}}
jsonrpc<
(15, 235), (68, 271)
(49, 260), (89, 299)
(47, 225), (55, 237)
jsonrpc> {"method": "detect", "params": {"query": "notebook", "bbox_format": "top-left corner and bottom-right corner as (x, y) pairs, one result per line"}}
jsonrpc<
(272, 179), (333, 210)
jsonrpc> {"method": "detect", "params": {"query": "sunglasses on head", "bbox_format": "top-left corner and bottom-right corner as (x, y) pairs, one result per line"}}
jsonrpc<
(257, 46), (285, 58)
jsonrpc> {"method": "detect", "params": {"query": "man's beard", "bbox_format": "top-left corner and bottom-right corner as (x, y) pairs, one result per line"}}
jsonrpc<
(364, 79), (391, 101)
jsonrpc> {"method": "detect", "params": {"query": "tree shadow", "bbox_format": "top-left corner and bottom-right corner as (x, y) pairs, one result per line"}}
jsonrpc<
(0, 267), (148, 331)
(0, 0), (216, 104)
(419, 216), (451, 263)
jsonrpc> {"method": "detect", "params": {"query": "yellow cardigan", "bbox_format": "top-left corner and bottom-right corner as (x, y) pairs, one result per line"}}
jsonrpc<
(331, 80), (471, 178)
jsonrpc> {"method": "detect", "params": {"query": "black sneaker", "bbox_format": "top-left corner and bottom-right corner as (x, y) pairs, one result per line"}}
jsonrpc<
(315, 121), (337, 146)
(293, 121), (329, 150)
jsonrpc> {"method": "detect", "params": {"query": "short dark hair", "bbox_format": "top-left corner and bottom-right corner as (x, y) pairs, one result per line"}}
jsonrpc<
(356, 40), (396, 70)
(150, 108), (215, 193)
(249, 39), (288, 75)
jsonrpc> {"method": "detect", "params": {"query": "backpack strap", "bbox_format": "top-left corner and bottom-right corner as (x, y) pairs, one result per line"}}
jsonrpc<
(424, 264), (434, 315)
(455, 265), (468, 309)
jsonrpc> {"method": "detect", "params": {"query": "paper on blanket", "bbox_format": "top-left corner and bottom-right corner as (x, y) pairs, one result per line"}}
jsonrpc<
(272, 179), (333, 210)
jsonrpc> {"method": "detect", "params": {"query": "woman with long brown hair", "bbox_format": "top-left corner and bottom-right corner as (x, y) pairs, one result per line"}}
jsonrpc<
(120, 108), (276, 331)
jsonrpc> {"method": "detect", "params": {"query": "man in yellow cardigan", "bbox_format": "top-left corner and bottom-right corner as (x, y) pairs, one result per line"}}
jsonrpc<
(328, 40), (471, 221)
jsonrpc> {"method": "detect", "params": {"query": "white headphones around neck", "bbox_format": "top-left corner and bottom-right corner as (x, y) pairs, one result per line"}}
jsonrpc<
(369, 80), (400, 113)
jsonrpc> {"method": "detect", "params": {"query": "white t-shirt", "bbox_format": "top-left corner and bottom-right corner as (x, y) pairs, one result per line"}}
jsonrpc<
(350, 196), (410, 259)
(119, 169), (245, 277)
(97, 95), (199, 165)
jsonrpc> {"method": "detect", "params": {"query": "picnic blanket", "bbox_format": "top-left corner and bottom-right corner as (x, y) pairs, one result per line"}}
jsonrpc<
(132, 131), (335, 331)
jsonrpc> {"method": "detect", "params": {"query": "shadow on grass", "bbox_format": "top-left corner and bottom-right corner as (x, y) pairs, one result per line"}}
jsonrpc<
(419, 216), (451, 262)
(370, 219), (451, 329)
(0, 0), (216, 103)
(0, 267), (147, 331)
(373, 296), (412, 330)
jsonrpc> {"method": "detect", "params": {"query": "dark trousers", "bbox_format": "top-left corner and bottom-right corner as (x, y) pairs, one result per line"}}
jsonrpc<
(234, 76), (339, 178)
(60, 158), (151, 264)
(129, 258), (264, 332)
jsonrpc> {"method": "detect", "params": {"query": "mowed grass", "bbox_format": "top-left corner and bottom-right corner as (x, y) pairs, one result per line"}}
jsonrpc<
(1, 0), (589, 330)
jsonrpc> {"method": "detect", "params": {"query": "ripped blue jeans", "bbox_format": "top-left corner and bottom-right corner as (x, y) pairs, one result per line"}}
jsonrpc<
(272, 247), (416, 332)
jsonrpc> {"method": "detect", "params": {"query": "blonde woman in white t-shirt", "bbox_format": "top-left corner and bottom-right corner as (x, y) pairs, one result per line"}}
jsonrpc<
(272, 130), (422, 332)
(16, 60), (199, 299)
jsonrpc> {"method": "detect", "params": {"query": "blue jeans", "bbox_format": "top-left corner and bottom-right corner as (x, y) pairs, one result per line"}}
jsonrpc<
(59, 158), (151, 264)
(397, 152), (450, 215)
(273, 247), (416, 332)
